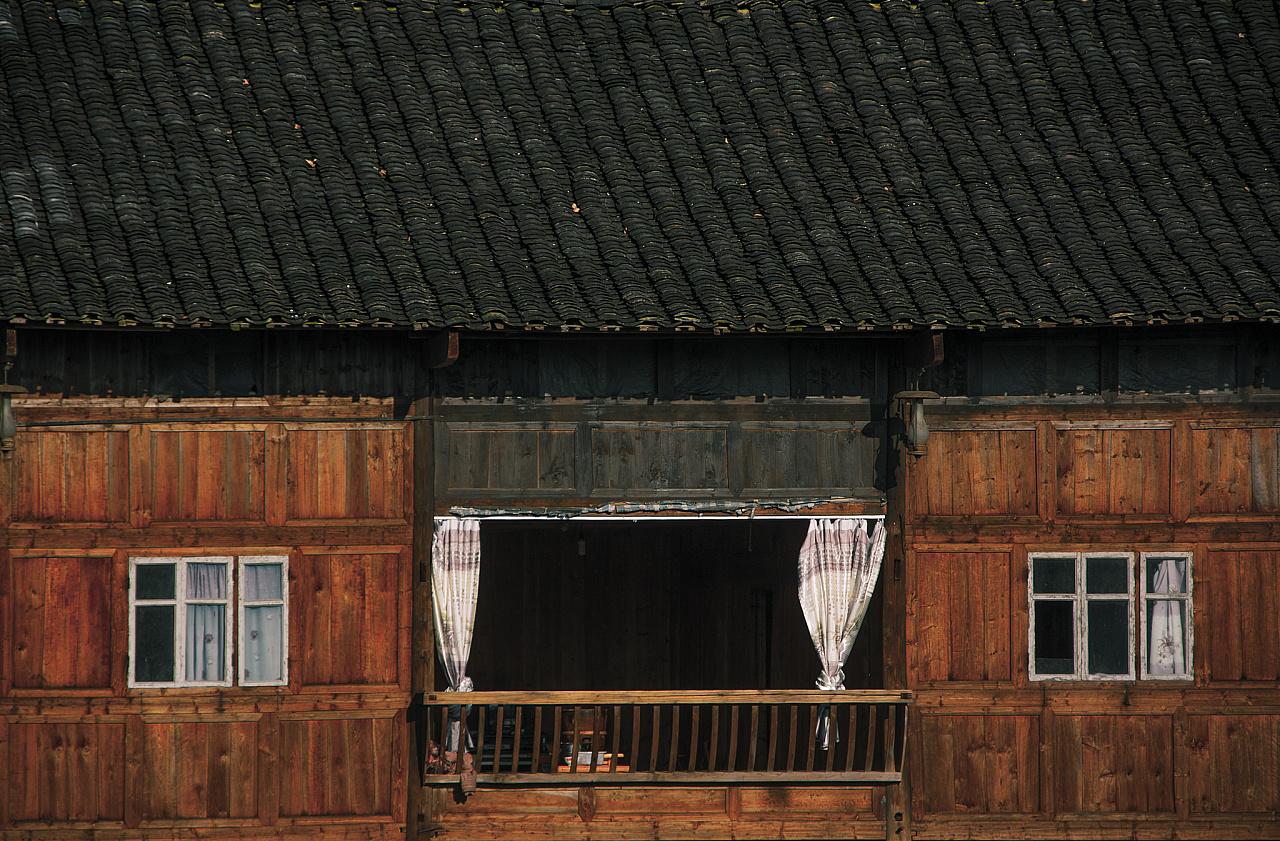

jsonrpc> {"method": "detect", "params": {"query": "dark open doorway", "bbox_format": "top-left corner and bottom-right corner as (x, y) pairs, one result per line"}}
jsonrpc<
(459, 519), (884, 693)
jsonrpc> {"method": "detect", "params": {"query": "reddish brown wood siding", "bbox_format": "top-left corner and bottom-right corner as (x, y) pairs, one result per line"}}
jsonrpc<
(1, 398), (411, 841)
(7, 721), (125, 822)
(11, 554), (113, 689)
(910, 551), (1012, 682)
(149, 429), (267, 522)
(14, 430), (130, 524)
(293, 550), (406, 687)
(906, 402), (1280, 839)
(1203, 550), (1280, 682)
(909, 427), (1037, 517)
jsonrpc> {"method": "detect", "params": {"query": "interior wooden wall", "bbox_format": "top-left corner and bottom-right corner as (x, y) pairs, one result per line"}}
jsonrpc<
(467, 521), (881, 693)
(0, 397), (412, 840)
(903, 401), (1280, 840)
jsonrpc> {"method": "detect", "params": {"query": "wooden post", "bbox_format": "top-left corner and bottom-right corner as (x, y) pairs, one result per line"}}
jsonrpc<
(408, 396), (437, 838)
(882, 335), (938, 841)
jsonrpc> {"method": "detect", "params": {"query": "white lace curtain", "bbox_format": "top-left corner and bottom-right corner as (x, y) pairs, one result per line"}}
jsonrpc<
(1147, 557), (1186, 675)
(433, 517), (482, 756)
(185, 562), (227, 682)
(798, 517), (885, 747)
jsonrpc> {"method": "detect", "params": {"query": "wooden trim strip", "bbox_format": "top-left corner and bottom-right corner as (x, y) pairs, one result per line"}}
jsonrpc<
(422, 771), (903, 785)
(422, 689), (911, 704)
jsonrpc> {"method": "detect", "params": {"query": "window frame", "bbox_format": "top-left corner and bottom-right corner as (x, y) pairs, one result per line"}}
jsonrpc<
(1028, 551), (1137, 682)
(237, 555), (290, 687)
(128, 556), (234, 689)
(1138, 551), (1194, 681)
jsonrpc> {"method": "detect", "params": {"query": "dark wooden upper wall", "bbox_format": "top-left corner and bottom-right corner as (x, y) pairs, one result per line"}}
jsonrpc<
(12, 330), (882, 400)
(929, 325), (1280, 397)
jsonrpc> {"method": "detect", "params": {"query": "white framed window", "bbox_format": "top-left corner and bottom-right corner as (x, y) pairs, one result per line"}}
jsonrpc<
(1139, 552), (1193, 680)
(1028, 552), (1136, 681)
(129, 556), (234, 688)
(129, 554), (289, 689)
(239, 555), (289, 686)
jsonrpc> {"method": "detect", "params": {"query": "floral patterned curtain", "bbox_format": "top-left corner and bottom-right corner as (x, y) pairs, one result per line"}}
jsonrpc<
(432, 518), (482, 750)
(798, 518), (885, 747)
(1147, 557), (1186, 675)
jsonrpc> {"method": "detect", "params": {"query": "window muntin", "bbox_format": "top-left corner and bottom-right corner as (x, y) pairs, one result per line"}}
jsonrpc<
(1140, 553), (1193, 680)
(129, 554), (289, 689)
(130, 557), (233, 688)
(238, 556), (289, 686)
(1029, 552), (1136, 681)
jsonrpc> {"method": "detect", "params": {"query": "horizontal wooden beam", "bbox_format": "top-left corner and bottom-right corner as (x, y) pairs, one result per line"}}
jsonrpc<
(423, 771), (904, 786)
(422, 689), (912, 705)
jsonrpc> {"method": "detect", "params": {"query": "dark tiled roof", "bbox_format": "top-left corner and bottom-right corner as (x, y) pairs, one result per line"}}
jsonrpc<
(2, 0), (1280, 330)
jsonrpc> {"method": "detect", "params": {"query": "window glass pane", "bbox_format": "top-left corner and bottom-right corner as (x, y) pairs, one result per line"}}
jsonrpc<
(136, 564), (175, 600)
(244, 564), (283, 601)
(1146, 557), (1187, 595)
(135, 605), (175, 682)
(1086, 556), (1129, 594)
(185, 604), (226, 682)
(1146, 600), (1189, 676)
(187, 563), (228, 600)
(1034, 601), (1075, 675)
(243, 605), (284, 683)
(1033, 557), (1075, 594)
(1087, 601), (1130, 675)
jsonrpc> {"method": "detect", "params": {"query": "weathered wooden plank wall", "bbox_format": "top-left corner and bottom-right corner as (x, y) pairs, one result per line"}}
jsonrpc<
(432, 403), (883, 513)
(0, 396), (412, 840)
(904, 397), (1280, 840)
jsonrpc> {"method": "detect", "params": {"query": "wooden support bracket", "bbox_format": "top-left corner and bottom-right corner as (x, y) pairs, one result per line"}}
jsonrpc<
(425, 329), (460, 369)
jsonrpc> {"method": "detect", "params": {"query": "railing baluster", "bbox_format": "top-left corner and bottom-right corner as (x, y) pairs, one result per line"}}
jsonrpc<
(883, 703), (897, 773)
(766, 705), (778, 771)
(493, 705), (506, 773)
(896, 704), (909, 774)
(825, 704), (838, 771)
(863, 704), (878, 772)
(438, 704), (449, 758)
(805, 704), (817, 771)
(610, 705), (622, 773)
(844, 703), (857, 772)
(688, 706), (700, 771)
(727, 705), (740, 772)
(649, 706), (661, 772)
(475, 705), (487, 771)
(786, 706), (799, 771)
(668, 704), (681, 772)
(708, 706), (720, 772)
(629, 706), (641, 774)
(748, 706), (760, 772)
(531, 706), (544, 774)
(570, 707), (582, 773)
(552, 705), (563, 773)
(589, 706), (601, 772)
(511, 707), (523, 772)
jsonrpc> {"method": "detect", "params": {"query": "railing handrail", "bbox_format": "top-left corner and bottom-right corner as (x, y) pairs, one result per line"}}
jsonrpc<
(422, 689), (912, 705)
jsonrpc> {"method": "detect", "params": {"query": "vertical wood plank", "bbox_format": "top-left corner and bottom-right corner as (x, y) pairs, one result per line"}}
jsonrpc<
(256, 711), (279, 824)
(123, 715), (143, 828)
(0, 719), (8, 828)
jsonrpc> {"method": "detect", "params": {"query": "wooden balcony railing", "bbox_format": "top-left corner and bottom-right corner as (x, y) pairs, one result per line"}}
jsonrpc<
(421, 689), (910, 785)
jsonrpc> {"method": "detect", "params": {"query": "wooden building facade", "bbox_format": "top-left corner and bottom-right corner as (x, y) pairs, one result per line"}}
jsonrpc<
(1, 326), (1278, 840)
(4, 1), (1280, 838)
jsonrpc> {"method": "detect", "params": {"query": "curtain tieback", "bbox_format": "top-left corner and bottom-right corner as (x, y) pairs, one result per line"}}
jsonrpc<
(448, 676), (474, 693)
(816, 671), (844, 691)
